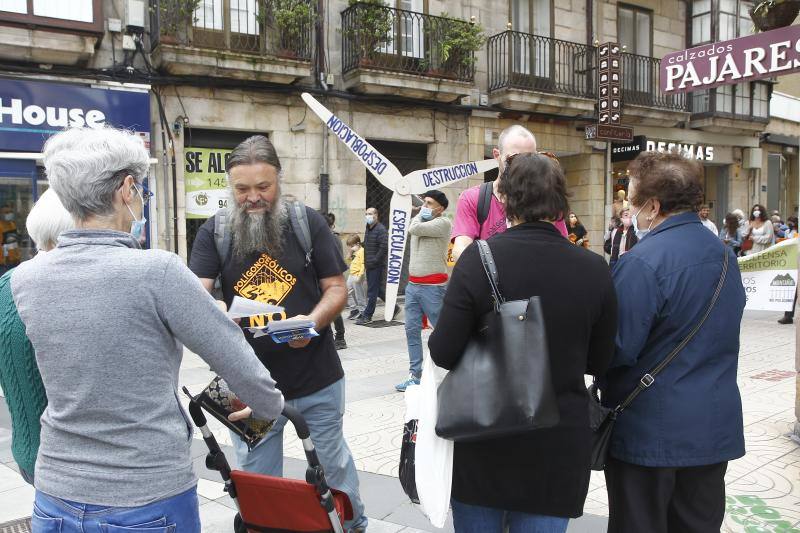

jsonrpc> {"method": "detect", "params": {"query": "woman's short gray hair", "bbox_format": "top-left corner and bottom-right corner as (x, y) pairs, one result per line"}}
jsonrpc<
(26, 188), (74, 251)
(43, 126), (149, 221)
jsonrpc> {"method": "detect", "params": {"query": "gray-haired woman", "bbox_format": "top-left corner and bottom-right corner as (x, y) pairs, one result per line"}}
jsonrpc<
(11, 126), (284, 532)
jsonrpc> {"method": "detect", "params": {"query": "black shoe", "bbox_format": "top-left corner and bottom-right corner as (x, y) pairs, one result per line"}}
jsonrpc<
(335, 338), (348, 350)
(778, 315), (794, 325)
(347, 309), (360, 320)
(391, 304), (401, 321)
(355, 316), (373, 326)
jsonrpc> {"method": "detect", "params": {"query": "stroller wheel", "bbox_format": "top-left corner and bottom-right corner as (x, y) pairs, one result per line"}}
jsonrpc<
(234, 513), (246, 533)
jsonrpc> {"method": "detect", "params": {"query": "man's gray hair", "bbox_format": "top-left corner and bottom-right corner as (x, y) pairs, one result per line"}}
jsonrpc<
(43, 127), (149, 221)
(226, 135), (282, 174)
(497, 125), (536, 153)
(26, 188), (74, 251)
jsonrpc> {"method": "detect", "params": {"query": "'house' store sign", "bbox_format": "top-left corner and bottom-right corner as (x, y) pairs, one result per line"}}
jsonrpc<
(661, 24), (800, 93)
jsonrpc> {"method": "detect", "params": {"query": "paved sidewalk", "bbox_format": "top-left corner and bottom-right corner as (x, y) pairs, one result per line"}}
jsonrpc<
(1, 309), (798, 532)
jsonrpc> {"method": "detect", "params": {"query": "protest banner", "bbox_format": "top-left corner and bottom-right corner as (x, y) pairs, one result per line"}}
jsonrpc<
(737, 239), (797, 312)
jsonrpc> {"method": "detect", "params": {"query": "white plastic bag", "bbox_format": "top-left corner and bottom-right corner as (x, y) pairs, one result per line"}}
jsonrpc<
(414, 352), (453, 528)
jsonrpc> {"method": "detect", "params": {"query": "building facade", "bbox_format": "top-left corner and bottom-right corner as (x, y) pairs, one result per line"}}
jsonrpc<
(0, 0), (795, 262)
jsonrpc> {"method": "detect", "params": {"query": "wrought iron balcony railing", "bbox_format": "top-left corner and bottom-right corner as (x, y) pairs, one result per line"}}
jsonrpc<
(487, 30), (595, 99)
(150, 0), (313, 61)
(619, 52), (687, 111)
(341, 3), (476, 82)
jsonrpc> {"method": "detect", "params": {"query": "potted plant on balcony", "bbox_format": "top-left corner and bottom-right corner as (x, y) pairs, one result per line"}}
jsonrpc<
(152, 0), (201, 45)
(749, 0), (800, 32)
(427, 14), (484, 79)
(343, 0), (394, 67)
(263, 0), (314, 59)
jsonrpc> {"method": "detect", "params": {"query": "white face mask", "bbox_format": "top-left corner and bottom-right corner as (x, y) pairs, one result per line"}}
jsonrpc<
(126, 184), (147, 237)
(365, 215), (375, 225)
(2, 213), (13, 222)
(632, 200), (654, 239)
(752, 210), (761, 219)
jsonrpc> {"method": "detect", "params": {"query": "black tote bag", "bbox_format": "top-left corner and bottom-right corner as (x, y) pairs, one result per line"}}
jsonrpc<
(435, 240), (560, 442)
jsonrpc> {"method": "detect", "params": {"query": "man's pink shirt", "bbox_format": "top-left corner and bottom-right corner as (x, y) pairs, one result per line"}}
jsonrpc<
(450, 185), (569, 241)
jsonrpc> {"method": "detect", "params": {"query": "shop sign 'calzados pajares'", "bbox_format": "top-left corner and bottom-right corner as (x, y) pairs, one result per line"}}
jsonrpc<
(661, 24), (800, 94)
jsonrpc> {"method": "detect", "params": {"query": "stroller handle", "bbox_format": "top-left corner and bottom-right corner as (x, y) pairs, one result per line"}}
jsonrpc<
(282, 404), (310, 439)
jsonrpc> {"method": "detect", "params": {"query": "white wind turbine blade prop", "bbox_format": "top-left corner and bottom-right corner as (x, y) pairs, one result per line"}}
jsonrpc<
(301, 93), (403, 191)
(404, 159), (499, 195)
(384, 192), (413, 322)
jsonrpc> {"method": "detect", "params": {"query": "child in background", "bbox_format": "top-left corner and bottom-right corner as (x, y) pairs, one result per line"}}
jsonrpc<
(346, 235), (368, 320)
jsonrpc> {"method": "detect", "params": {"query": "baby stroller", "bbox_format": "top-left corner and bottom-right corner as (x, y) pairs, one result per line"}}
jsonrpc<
(184, 389), (353, 533)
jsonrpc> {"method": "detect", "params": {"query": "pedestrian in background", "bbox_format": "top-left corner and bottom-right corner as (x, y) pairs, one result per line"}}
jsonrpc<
(785, 216), (798, 239)
(325, 212), (348, 350)
(719, 213), (743, 255)
(732, 208), (747, 231)
(396, 190), (451, 392)
(604, 208), (638, 268)
(698, 204), (718, 234)
(430, 153), (617, 533)
(0, 189), (72, 486)
(601, 151), (745, 533)
(346, 234), (367, 320)
(743, 204), (774, 256)
(358, 206), (389, 325)
(567, 212), (588, 248)
(14, 127), (284, 531)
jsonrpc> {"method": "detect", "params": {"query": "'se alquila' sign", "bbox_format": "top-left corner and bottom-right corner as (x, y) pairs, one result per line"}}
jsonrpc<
(661, 24), (800, 94)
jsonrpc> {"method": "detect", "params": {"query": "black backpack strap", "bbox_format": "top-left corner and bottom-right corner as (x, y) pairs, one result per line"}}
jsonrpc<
(288, 201), (313, 267)
(476, 240), (504, 312)
(616, 247), (730, 413)
(477, 182), (493, 228)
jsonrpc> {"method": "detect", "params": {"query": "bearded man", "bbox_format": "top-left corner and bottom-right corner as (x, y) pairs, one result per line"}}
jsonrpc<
(189, 135), (367, 532)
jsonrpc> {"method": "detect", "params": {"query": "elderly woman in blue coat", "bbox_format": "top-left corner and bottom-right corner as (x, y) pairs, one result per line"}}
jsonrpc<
(601, 151), (745, 533)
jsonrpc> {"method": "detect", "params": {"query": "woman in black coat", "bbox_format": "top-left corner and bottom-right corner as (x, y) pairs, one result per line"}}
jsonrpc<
(429, 153), (618, 532)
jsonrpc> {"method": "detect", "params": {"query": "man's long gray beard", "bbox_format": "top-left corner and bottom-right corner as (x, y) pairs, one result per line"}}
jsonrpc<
(229, 198), (287, 260)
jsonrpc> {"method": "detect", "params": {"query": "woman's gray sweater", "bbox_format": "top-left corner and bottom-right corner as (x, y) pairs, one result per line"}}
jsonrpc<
(11, 230), (284, 506)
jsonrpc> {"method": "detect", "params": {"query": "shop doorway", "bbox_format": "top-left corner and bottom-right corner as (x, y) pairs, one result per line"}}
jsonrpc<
(704, 165), (729, 228)
(767, 153), (784, 215)
(0, 160), (47, 272)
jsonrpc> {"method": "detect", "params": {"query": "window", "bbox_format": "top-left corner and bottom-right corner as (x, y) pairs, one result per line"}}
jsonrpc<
(511, 0), (552, 77)
(0, 0), (101, 32)
(716, 84), (733, 113)
(380, 0), (424, 58)
(692, 89), (711, 113)
(194, 0), (258, 34)
(752, 82), (769, 118)
(618, 4), (652, 56)
(691, 0), (712, 44)
(734, 82), (750, 116)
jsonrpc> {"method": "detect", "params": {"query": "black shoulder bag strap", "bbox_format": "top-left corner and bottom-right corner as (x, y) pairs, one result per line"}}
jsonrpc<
(615, 248), (730, 414)
(477, 182), (493, 229)
(477, 240), (505, 312)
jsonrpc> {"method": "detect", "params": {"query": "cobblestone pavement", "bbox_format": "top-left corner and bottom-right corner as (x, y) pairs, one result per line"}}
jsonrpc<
(0, 309), (798, 532)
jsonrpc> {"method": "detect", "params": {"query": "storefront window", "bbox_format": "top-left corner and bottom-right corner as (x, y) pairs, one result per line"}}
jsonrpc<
(0, 175), (48, 272)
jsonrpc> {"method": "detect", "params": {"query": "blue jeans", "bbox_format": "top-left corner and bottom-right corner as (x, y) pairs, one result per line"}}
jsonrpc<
(451, 498), (569, 533)
(404, 283), (446, 378)
(32, 487), (200, 533)
(231, 378), (367, 531)
(362, 267), (384, 319)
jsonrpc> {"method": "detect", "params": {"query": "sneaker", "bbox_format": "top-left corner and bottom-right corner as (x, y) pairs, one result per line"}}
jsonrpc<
(347, 309), (360, 320)
(395, 374), (420, 392)
(335, 338), (348, 350)
(778, 315), (794, 325)
(355, 315), (373, 326)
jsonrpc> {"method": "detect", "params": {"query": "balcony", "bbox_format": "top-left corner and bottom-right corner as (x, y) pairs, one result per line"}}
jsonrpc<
(487, 30), (596, 115)
(0, 0), (103, 65)
(341, 3), (476, 102)
(688, 82), (771, 135)
(149, 0), (313, 83)
(618, 52), (690, 125)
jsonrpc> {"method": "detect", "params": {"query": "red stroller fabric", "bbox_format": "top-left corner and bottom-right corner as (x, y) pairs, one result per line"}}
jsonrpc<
(231, 470), (354, 532)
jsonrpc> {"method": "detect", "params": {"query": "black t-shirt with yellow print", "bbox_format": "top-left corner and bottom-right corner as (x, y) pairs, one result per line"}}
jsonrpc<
(189, 206), (347, 400)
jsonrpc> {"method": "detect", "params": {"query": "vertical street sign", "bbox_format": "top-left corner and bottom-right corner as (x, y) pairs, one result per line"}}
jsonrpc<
(587, 42), (633, 141)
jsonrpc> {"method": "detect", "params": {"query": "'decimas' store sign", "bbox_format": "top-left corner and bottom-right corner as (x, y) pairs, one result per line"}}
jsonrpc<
(661, 24), (800, 94)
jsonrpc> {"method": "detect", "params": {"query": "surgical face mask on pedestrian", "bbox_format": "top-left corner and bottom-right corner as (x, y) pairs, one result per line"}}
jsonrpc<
(365, 215), (375, 225)
(753, 210), (761, 219)
(631, 199), (655, 239)
(125, 183), (147, 238)
(420, 207), (434, 221)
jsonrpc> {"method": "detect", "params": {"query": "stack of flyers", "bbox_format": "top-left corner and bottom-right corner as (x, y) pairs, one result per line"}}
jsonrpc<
(247, 318), (319, 344)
